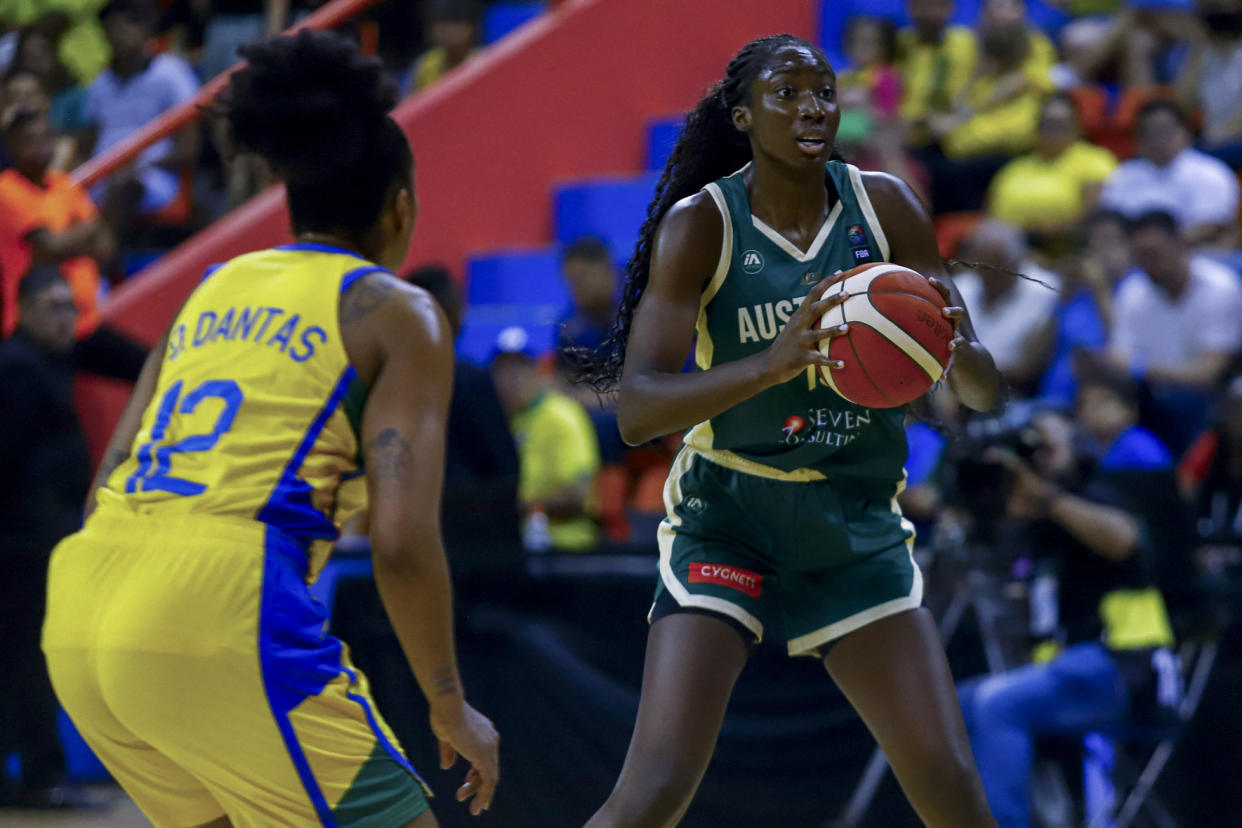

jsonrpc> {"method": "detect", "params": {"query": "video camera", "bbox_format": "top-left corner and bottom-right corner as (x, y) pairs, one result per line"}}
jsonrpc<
(941, 409), (1046, 544)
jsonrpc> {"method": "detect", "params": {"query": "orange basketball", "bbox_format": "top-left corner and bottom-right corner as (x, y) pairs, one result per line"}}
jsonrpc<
(816, 263), (953, 408)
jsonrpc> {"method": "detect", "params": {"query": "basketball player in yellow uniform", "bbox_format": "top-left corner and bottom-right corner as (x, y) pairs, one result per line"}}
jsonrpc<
(41, 32), (498, 827)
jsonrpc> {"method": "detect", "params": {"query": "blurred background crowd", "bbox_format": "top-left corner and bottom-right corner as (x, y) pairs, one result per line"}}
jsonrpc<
(1, 0), (1241, 826)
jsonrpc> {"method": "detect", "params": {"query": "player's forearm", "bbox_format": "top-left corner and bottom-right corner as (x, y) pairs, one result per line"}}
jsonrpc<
(946, 340), (1001, 411)
(371, 536), (465, 712)
(1047, 492), (1139, 562)
(30, 222), (102, 264)
(1144, 352), (1230, 389)
(617, 354), (774, 445)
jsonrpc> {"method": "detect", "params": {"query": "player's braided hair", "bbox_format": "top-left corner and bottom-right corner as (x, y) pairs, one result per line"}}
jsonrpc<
(568, 34), (831, 392)
(220, 30), (412, 239)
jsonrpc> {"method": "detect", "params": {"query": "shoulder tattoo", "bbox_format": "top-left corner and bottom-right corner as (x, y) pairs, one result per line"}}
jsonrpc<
(340, 275), (396, 327)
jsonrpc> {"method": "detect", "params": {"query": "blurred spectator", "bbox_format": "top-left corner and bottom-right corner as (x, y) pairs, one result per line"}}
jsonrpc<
(555, 237), (626, 465)
(897, 0), (978, 149)
(987, 93), (1117, 246)
(85, 0), (200, 246)
(0, 108), (112, 340)
(919, 22), (1044, 211)
(405, 264), (521, 570)
(1, 68), (77, 172)
(1051, 13), (1117, 88)
(1108, 210), (1242, 450)
(1076, 207), (1135, 328)
(0, 10), (108, 88)
(1178, 374), (1242, 577)
(196, 0), (289, 82)
(407, 0), (481, 94)
(1098, 101), (1239, 250)
(838, 16), (928, 194)
(958, 393), (1178, 828)
(0, 108), (146, 380)
(0, 268), (91, 810)
(556, 237), (616, 361)
(954, 220), (1061, 394)
(1037, 210), (1131, 406)
(933, 23), (1045, 159)
(492, 325), (600, 553)
(1174, 0), (1242, 166)
(1109, 210), (1242, 390)
(980, 0), (1058, 94)
(1122, 0), (1196, 87)
(12, 24), (89, 142)
(838, 16), (901, 141)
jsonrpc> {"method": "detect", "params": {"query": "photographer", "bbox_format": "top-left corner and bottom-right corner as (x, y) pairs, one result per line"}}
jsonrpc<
(956, 367), (1181, 828)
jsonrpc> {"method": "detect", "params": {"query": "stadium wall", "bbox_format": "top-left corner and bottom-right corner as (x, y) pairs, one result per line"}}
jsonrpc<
(78, 0), (815, 461)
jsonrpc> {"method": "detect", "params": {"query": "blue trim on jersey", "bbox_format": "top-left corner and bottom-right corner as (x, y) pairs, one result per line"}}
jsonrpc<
(200, 263), (223, 284)
(256, 367), (357, 550)
(1101, 425), (1173, 471)
(340, 265), (389, 295)
(259, 526), (341, 827)
(277, 242), (368, 260)
(341, 664), (428, 788)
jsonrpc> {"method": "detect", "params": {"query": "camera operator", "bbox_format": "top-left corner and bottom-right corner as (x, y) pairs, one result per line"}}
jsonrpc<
(956, 366), (1181, 828)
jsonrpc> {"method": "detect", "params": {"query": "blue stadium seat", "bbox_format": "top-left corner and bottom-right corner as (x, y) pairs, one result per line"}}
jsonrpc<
(467, 248), (568, 307)
(456, 312), (558, 365)
(553, 173), (660, 268)
(646, 116), (683, 171)
(482, 1), (547, 45)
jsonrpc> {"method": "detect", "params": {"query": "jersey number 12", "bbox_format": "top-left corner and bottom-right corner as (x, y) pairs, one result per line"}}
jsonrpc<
(125, 379), (244, 496)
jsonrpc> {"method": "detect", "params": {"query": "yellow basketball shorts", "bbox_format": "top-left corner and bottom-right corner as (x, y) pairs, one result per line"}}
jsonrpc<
(42, 510), (430, 828)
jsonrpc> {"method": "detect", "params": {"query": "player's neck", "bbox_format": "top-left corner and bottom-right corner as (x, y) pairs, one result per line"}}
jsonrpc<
(744, 160), (832, 239)
(297, 232), (369, 260)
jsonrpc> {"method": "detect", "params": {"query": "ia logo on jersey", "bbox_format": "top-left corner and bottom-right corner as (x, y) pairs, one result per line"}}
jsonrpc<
(683, 496), (706, 515)
(741, 250), (764, 274)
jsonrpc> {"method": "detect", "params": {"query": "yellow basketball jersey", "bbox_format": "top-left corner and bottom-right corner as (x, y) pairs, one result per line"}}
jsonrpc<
(100, 243), (385, 575)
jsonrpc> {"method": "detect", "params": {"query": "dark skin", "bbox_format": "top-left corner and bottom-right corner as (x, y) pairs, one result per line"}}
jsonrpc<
(93, 178), (498, 827)
(591, 46), (999, 828)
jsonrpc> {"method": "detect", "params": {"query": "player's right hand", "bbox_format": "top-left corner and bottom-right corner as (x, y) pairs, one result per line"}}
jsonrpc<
(761, 273), (851, 386)
(430, 700), (499, 815)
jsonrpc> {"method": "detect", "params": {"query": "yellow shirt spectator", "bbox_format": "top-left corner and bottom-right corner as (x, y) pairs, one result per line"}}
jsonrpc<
(0, 0), (110, 83)
(941, 73), (1044, 158)
(897, 24), (977, 138)
(940, 23), (1045, 158)
(989, 140), (1117, 229)
(1024, 28), (1056, 94)
(511, 389), (600, 551)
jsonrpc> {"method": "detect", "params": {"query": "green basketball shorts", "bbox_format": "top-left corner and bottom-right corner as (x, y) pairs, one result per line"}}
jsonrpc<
(649, 447), (922, 657)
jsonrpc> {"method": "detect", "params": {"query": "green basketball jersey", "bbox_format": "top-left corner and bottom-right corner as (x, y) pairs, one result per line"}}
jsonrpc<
(684, 161), (908, 497)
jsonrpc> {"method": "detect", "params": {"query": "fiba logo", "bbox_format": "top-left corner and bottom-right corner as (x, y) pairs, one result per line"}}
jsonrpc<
(741, 250), (764, 274)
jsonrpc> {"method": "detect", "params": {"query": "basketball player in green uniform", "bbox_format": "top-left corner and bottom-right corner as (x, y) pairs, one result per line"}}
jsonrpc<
(578, 36), (1002, 827)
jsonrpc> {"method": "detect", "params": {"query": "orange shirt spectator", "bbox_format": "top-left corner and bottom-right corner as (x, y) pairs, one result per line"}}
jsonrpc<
(0, 109), (111, 339)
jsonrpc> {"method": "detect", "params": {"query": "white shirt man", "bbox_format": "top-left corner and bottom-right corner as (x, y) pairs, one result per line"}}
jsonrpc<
(1110, 255), (1242, 386)
(1099, 147), (1239, 240)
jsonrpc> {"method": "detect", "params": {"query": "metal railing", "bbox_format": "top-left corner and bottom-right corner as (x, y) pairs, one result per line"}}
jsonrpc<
(72, 0), (385, 189)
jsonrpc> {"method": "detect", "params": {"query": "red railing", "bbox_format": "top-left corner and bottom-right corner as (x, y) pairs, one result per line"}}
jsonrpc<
(72, 0), (385, 189)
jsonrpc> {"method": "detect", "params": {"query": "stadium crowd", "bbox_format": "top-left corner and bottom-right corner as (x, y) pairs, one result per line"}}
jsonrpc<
(0, 0), (1240, 824)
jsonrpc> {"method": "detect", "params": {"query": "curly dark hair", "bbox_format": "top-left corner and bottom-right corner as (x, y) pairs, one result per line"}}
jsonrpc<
(569, 34), (836, 391)
(220, 30), (412, 238)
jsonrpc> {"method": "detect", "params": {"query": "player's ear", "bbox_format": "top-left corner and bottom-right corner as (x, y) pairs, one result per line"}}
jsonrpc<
(732, 105), (752, 134)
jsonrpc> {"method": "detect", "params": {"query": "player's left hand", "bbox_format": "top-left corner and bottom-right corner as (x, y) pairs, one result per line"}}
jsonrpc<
(927, 276), (968, 372)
